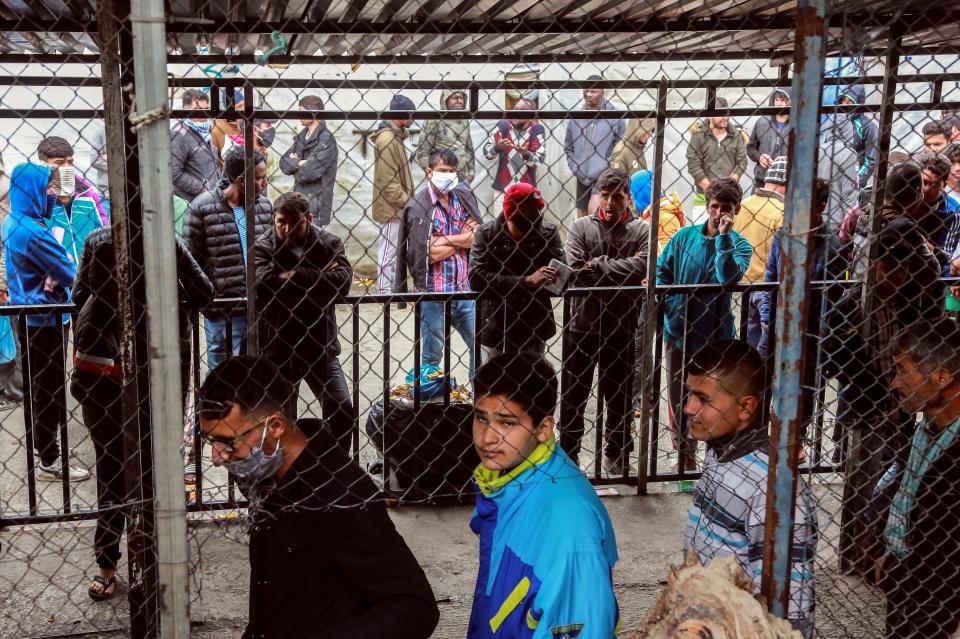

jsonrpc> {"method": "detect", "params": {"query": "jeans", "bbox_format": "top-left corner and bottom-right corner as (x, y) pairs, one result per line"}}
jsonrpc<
(745, 292), (764, 353)
(21, 323), (68, 466)
(204, 314), (247, 372)
(419, 300), (475, 378)
(559, 331), (634, 465)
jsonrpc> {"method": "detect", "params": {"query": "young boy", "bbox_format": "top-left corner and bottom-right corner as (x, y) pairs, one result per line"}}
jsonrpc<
(468, 352), (620, 639)
(657, 176), (752, 472)
(682, 338), (817, 638)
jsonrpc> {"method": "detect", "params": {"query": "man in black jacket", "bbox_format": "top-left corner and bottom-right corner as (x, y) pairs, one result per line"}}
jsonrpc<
(279, 95), (339, 226)
(183, 148), (273, 372)
(197, 356), (440, 639)
(879, 319), (960, 638)
(72, 226), (213, 600)
(468, 182), (564, 362)
(171, 89), (220, 203)
(561, 168), (650, 476)
(255, 191), (353, 449)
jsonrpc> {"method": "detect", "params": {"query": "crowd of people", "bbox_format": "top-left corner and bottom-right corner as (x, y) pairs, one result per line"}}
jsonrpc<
(1, 79), (959, 636)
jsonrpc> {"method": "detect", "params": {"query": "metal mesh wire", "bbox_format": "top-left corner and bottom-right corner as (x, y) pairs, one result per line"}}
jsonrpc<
(0, 0), (959, 637)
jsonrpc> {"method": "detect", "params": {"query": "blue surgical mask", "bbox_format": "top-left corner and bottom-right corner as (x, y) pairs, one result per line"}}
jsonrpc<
(223, 423), (283, 481)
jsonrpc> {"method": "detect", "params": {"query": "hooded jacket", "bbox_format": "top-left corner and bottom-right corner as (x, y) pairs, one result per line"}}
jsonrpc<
(564, 99), (625, 186)
(685, 119), (749, 193)
(371, 122), (414, 223)
(47, 173), (108, 266)
(171, 121), (222, 202)
(279, 122), (339, 226)
(608, 118), (652, 174)
(467, 438), (620, 639)
(468, 213), (565, 349)
(746, 89), (791, 186)
(838, 84), (879, 188)
(414, 89), (476, 180)
(1, 163), (76, 327)
(656, 223), (752, 352)
(254, 223), (352, 361)
(817, 115), (861, 229)
(564, 213), (650, 335)
(642, 192), (686, 256)
(733, 188), (785, 282)
(394, 182), (482, 293)
(181, 185), (273, 310)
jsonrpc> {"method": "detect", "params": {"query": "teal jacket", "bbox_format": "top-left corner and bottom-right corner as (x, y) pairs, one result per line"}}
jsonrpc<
(47, 174), (108, 265)
(656, 223), (752, 352)
(467, 438), (620, 639)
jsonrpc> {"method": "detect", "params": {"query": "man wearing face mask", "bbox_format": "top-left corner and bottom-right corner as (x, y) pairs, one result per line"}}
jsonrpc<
(196, 356), (440, 639)
(279, 95), (339, 226)
(468, 182), (564, 362)
(396, 149), (481, 375)
(170, 89), (221, 204)
(37, 136), (108, 265)
(2, 162), (88, 481)
(254, 191), (353, 450)
(562, 168), (650, 476)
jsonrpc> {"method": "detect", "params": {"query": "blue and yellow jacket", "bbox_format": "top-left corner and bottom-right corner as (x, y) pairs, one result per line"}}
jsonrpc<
(467, 438), (620, 639)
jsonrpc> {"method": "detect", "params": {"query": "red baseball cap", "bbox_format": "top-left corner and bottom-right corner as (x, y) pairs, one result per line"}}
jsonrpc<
(503, 182), (545, 220)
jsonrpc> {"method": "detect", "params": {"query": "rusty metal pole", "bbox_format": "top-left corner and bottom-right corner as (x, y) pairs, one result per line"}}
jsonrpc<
(760, 0), (827, 618)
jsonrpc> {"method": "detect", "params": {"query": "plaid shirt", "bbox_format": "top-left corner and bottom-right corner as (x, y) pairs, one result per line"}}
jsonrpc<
(426, 188), (469, 293)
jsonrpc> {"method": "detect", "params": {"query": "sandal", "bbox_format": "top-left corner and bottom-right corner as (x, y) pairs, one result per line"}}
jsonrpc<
(88, 574), (117, 601)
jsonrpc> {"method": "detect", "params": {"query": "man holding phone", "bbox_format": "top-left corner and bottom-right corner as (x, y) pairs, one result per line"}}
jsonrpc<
(469, 182), (565, 363)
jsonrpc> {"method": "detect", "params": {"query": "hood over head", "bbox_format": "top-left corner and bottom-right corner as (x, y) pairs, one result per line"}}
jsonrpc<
(769, 87), (791, 106)
(9, 162), (53, 221)
(630, 169), (654, 213)
(624, 118), (656, 144)
(440, 88), (467, 109)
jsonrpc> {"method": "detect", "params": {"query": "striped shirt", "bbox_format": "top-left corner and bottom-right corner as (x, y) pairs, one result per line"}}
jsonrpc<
(683, 425), (818, 638)
(427, 188), (469, 293)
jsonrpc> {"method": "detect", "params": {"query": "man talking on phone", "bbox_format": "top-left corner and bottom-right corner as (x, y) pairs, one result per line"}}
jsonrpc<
(469, 182), (565, 364)
(254, 191), (354, 449)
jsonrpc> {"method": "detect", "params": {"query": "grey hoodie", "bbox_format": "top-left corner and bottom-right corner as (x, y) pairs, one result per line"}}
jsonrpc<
(564, 99), (625, 185)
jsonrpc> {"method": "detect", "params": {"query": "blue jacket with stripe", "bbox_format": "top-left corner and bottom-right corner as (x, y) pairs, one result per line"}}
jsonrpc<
(467, 439), (619, 639)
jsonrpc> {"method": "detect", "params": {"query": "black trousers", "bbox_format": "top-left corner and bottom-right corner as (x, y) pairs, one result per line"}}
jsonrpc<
(667, 344), (696, 459)
(883, 573), (960, 639)
(22, 323), (68, 466)
(559, 331), (634, 464)
(274, 351), (354, 452)
(73, 372), (126, 569)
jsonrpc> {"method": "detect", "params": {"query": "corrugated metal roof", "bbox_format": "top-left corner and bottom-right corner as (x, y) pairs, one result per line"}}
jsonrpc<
(0, 0), (955, 57)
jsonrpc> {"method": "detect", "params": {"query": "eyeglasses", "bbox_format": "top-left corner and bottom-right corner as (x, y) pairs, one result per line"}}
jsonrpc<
(196, 416), (268, 453)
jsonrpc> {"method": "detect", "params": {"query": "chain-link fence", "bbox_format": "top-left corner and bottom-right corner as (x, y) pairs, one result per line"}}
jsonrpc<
(1, 0), (960, 637)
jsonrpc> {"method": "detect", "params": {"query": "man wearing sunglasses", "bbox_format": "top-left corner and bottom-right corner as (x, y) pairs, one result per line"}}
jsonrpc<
(197, 356), (439, 638)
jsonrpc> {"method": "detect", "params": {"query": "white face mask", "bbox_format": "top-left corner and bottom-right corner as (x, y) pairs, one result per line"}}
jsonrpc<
(430, 171), (458, 194)
(53, 165), (76, 196)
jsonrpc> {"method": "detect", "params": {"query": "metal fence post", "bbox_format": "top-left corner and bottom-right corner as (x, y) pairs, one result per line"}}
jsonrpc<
(129, 0), (191, 635)
(760, 0), (827, 618)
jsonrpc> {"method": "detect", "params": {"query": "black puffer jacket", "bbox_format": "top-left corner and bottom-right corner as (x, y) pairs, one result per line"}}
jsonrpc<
(254, 225), (352, 360)
(468, 214), (564, 350)
(71, 226), (214, 383)
(170, 122), (221, 202)
(181, 186), (273, 312)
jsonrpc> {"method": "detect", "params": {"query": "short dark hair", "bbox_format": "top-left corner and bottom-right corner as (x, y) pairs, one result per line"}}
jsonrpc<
(37, 136), (74, 161)
(892, 319), (960, 374)
(916, 151), (951, 182)
(705, 177), (743, 206)
(299, 94), (324, 111)
(222, 147), (267, 182)
(428, 149), (459, 169)
(922, 120), (949, 139)
(197, 356), (294, 420)
(182, 89), (209, 108)
(596, 167), (630, 194)
(815, 177), (831, 208)
(945, 142), (960, 164)
(688, 338), (767, 403)
(274, 191), (311, 219)
(474, 352), (558, 425)
(884, 161), (923, 209)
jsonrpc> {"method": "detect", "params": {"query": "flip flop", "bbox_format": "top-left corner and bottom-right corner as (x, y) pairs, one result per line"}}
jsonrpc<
(88, 574), (117, 601)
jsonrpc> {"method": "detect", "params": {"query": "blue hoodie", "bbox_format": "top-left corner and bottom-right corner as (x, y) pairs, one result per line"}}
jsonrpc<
(467, 438), (620, 639)
(629, 169), (654, 214)
(2, 163), (76, 327)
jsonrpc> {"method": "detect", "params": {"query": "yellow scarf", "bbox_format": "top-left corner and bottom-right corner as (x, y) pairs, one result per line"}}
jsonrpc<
(473, 435), (555, 497)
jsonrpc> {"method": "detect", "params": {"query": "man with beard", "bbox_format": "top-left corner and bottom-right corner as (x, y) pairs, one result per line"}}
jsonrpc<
(280, 95), (339, 226)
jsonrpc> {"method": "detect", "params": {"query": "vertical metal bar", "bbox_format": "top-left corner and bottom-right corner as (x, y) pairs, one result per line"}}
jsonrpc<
(473, 296), (482, 369)
(638, 77), (668, 494)
(649, 297), (666, 479)
(59, 324), (70, 512)
(760, 0), (827, 617)
(192, 315), (203, 506)
(18, 317), (37, 516)
(382, 303), (392, 494)
(351, 302), (360, 463)
(413, 302), (422, 410)
(443, 300), (452, 404)
(243, 82), (259, 355)
(129, 0), (190, 634)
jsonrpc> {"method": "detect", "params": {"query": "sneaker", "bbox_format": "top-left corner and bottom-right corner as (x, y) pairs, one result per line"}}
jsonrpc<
(37, 460), (90, 482)
(602, 456), (625, 477)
